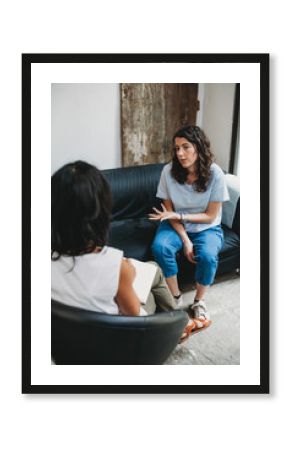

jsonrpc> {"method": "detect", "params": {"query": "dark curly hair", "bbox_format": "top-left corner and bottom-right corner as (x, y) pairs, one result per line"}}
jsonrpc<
(51, 161), (112, 260)
(171, 125), (214, 192)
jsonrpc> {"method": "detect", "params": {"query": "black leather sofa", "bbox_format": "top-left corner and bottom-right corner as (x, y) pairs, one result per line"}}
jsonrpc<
(103, 163), (240, 284)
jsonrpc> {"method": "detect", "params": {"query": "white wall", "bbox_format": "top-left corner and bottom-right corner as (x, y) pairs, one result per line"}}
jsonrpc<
(51, 83), (235, 173)
(51, 83), (121, 173)
(198, 83), (235, 172)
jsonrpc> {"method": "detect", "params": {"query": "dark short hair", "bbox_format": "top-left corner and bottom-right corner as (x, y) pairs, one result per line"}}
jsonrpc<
(171, 125), (214, 192)
(51, 161), (112, 260)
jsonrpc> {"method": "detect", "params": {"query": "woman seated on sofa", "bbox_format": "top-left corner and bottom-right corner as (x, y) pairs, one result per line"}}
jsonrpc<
(51, 160), (196, 340)
(149, 125), (229, 336)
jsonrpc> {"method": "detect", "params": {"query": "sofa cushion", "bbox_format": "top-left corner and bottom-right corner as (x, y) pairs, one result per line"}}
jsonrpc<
(108, 218), (158, 262)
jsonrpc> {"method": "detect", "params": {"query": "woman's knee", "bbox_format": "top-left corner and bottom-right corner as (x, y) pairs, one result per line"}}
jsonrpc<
(197, 251), (218, 267)
(151, 237), (176, 259)
(148, 262), (163, 286)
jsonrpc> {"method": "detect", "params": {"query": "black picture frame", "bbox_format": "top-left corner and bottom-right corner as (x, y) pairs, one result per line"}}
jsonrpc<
(22, 53), (269, 394)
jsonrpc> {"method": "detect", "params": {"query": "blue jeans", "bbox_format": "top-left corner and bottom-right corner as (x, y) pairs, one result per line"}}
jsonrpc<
(151, 222), (224, 286)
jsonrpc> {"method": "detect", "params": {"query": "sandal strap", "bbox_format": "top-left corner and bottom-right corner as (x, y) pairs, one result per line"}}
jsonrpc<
(180, 320), (196, 342)
(184, 320), (196, 334)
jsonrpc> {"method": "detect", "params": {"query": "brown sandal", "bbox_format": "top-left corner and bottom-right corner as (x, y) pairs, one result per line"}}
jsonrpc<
(179, 318), (212, 343)
(179, 320), (197, 343)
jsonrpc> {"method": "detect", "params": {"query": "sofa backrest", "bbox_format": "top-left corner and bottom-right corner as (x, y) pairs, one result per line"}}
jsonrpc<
(222, 173), (240, 235)
(102, 163), (165, 221)
(103, 163), (240, 234)
(232, 198), (240, 236)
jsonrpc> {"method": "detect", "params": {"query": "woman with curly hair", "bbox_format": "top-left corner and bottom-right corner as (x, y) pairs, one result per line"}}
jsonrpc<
(150, 125), (229, 338)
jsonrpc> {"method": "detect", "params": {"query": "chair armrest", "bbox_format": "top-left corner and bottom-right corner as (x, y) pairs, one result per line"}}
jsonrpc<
(222, 174), (240, 232)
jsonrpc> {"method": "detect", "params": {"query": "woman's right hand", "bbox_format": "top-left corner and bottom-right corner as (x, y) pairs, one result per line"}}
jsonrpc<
(183, 240), (196, 264)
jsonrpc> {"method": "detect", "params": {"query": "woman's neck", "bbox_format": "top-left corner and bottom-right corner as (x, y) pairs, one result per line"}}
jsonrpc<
(186, 166), (198, 183)
(187, 165), (196, 175)
(93, 246), (103, 253)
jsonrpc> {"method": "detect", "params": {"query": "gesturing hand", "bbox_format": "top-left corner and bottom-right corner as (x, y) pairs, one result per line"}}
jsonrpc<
(148, 203), (180, 222)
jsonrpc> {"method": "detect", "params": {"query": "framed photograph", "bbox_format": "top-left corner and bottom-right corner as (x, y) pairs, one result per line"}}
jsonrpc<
(22, 53), (269, 394)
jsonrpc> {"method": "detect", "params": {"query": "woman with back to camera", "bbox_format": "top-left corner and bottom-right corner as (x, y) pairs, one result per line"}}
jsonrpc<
(51, 160), (195, 339)
(150, 125), (229, 339)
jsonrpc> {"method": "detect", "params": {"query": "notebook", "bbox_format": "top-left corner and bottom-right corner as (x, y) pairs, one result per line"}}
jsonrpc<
(129, 259), (157, 304)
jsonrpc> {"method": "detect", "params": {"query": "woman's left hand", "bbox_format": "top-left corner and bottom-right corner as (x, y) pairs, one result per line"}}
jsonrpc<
(148, 203), (180, 222)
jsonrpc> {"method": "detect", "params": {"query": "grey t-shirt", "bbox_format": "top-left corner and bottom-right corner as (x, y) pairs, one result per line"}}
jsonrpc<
(156, 162), (230, 233)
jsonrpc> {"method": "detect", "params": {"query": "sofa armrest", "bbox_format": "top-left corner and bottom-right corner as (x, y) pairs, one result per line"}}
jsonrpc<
(222, 174), (240, 234)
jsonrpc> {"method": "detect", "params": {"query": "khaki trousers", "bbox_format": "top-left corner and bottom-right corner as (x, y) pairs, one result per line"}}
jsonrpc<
(143, 262), (177, 315)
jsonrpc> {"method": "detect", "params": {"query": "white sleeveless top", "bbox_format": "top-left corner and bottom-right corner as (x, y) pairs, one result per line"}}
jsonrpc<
(51, 246), (124, 315)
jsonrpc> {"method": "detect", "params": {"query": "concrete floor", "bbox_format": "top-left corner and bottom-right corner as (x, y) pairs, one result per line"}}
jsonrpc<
(165, 272), (240, 365)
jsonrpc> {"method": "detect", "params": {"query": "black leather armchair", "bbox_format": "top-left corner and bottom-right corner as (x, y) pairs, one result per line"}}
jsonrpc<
(103, 163), (240, 284)
(52, 300), (188, 365)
